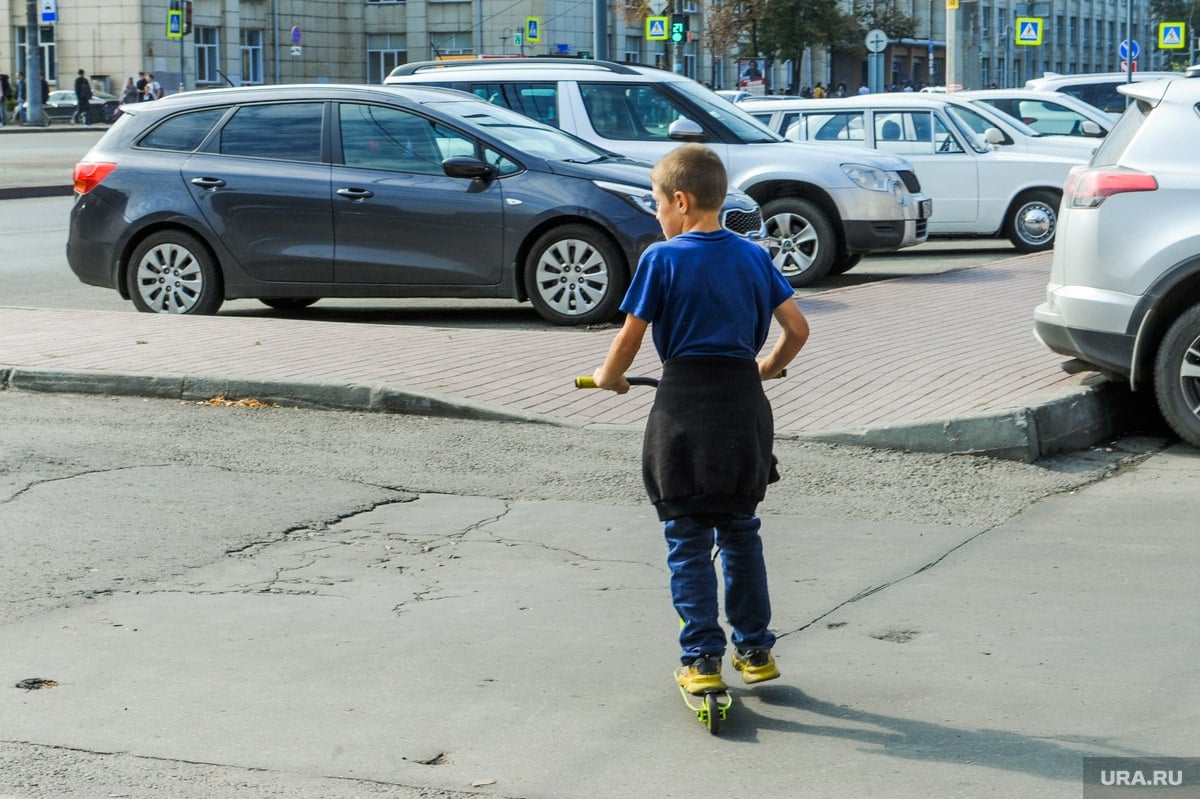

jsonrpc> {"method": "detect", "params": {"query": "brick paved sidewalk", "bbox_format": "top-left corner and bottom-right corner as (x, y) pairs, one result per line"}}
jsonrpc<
(0, 251), (1096, 451)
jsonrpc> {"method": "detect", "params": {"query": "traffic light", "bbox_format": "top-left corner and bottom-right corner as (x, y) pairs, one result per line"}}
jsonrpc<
(183, 0), (193, 35)
(670, 14), (688, 43)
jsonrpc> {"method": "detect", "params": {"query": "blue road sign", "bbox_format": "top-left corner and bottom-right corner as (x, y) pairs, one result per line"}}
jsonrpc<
(1118, 39), (1140, 61)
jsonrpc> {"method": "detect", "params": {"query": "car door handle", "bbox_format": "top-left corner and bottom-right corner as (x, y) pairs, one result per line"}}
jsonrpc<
(190, 177), (226, 190)
(336, 187), (374, 201)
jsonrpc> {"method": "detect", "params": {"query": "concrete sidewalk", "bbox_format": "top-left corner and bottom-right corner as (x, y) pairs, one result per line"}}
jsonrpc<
(0, 250), (1138, 460)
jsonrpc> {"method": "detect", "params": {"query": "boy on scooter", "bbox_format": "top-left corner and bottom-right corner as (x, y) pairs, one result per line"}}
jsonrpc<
(591, 144), (809, 693)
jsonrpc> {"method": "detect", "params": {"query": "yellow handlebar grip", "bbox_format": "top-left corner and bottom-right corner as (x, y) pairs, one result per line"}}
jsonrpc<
(575, 376), (597, 389)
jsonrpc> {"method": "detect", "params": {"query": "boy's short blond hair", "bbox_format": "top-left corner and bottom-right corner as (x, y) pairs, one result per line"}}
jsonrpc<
(651, 143), (727, 212)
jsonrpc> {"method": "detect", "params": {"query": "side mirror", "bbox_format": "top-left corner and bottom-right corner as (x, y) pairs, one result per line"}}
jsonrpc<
(1080, 120), (1103, 137)
(668, 117), (706, 142)
(442, 156), (499, 181)
(983, 127), (1005, 146)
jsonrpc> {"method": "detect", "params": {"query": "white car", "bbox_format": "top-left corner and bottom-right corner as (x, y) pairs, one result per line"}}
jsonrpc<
(1034, 71), (1200, 447)
(955, 88), (1115, 138)
(1024, 71), (1183, 114)
(930, 93), (1098, 160)
(744, 94), (1085, 251)
(386, 59), (932, 286)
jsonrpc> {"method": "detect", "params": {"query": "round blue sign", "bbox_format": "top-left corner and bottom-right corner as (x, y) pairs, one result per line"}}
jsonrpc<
(291, 26), (302, 45)
(1118, 39), (1139, 60)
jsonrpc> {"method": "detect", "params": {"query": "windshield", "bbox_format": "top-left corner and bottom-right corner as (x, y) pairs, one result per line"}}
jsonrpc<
(432, 98), (614, 162)
(950, 103), (1042, 138)
(669, 80), (784, 143)
(941, 107), (990, 153)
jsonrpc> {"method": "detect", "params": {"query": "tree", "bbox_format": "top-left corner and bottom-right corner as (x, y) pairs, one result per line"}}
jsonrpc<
(1148, 0), (1200, 68)
(852, 0), (917, 41)
(755, 0), (860, 74)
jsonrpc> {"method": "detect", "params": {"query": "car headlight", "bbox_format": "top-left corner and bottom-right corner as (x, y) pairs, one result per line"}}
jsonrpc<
(594, 180), (656, 216)
(842, 164), (894, 193)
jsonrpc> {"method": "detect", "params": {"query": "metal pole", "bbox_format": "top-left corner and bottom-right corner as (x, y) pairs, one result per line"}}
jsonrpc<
(273, 0), (281, 83)
(1125, 0), (1133, 83)
(24, 0), (44, 127)
(594, 0), (607, 59)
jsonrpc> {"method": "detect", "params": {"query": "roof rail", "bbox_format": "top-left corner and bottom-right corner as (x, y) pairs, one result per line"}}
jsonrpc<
(390, 58), (644, 77)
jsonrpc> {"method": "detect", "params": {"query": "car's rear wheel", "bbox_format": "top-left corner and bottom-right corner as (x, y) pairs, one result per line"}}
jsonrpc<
(1153, 303), (1200, 449)
(127, 230), (224, 315)
(524, 224), (626, 326)
(1006, 189), (1060, 253)
(259, 298), (319, 311)
(761, 197), (836, 287)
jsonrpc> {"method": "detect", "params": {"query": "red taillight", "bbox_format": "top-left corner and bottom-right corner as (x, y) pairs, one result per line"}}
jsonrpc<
(1064, 168), (1158, 209)
(73, 161), (117, 195)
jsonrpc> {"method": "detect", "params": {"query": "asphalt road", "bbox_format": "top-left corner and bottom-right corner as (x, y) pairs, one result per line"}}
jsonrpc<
(2, 390), (1195, 799)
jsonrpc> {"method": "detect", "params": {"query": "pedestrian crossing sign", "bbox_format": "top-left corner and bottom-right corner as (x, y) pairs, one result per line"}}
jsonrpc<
(525, 17), (541, 43)
(1158, 22), (1185, 49)
(1015, 17), (1043, 46)
(646, 16), (668, 41)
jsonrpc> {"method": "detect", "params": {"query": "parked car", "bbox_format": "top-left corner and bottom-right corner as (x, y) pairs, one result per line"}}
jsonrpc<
(66, 84), (764, 326)
(926, 93), (1097, 160)
(955, 88), (1114, 138)
(744, 94), (1084, 251)
(42, 89), (121, 124)
(386, 59), (932, 286)
(1024, 71), (1182, 115)
(1034, 72), (1200, 448)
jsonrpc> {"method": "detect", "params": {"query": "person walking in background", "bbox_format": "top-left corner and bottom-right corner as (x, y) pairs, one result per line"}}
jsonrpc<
(121, 76), (140, 105)
(74, 69), (93, 125)
(0, 74), (10, 126)
(145, 73), (162, 100)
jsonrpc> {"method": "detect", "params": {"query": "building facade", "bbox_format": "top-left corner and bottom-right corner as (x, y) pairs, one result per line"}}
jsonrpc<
(2, 0), (1164, 98)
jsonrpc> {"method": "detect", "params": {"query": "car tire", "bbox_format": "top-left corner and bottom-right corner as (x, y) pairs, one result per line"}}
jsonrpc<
(259, 298), (319, 311)
(761, 197), (836, 287)
(126, 230), (224, 315)
(1006, 189), (1060, 253)
(1152, 303), (1200, 449)
(524, 224), (626, 326)
(829, 252), (864, 276)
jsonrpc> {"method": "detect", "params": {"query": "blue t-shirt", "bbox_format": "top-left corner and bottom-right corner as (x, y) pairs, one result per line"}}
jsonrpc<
(620, 229), (795, 361)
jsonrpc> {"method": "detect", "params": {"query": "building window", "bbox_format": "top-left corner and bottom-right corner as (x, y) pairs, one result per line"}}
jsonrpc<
(366, 0), (404, 3)
(241, 29), (264, 85)
(195, 27), (221, 85)
(16, 26), (57, 83)
(367, 33), (407, 84)
(430, 32), (471, 55)
(981, 6), (990, 38)
(624, 36), (640, 63)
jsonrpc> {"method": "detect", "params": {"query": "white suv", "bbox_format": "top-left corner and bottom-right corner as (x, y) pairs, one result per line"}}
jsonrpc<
(1034, 70), (1200, 447)
(386, 59), (931, 286)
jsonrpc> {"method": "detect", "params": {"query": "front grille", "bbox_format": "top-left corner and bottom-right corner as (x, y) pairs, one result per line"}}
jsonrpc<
(723, 208), (765, 238)
(915, 218), (928, 238)
(898, 170), (922, 194)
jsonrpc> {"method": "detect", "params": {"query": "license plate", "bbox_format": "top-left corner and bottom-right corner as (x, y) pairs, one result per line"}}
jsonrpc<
(919, 199), (933, 218)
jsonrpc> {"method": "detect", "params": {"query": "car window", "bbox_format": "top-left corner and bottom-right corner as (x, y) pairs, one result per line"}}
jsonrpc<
(466, 82), (558, 127)
(873, 111), (965, 155)
(580, 83), (677, 140)
(218, 102), (324, 162)
(339, 103), (475, 174)
(139, 108), (227, 152)
(795, 111), (866, 142)
(432, 98), (608, 164)
(669, 79), (781, 142)
(1015, 99), (1092, 135)
(1089, 98), (1149, 168)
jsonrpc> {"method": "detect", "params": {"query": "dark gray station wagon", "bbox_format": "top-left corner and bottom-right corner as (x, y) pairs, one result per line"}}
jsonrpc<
(67, 84), (762, 325)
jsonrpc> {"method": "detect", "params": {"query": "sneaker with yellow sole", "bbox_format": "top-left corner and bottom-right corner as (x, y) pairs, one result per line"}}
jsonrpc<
(731, 649), (780, 684)
(675, 654), (728, 694)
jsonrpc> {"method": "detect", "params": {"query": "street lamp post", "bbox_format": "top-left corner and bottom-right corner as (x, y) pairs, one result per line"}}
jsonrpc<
(24, 0), (44, 127)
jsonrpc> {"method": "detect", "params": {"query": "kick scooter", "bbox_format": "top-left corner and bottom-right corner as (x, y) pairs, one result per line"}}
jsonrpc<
(576, 372), (738, 735)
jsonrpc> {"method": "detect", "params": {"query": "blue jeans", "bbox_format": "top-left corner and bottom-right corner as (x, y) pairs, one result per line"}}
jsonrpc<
(664, 514), (775, 664)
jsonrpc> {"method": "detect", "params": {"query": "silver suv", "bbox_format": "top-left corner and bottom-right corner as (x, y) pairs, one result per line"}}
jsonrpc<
(386, 59), (931, 286)
(1033, 71), (1200, 447)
